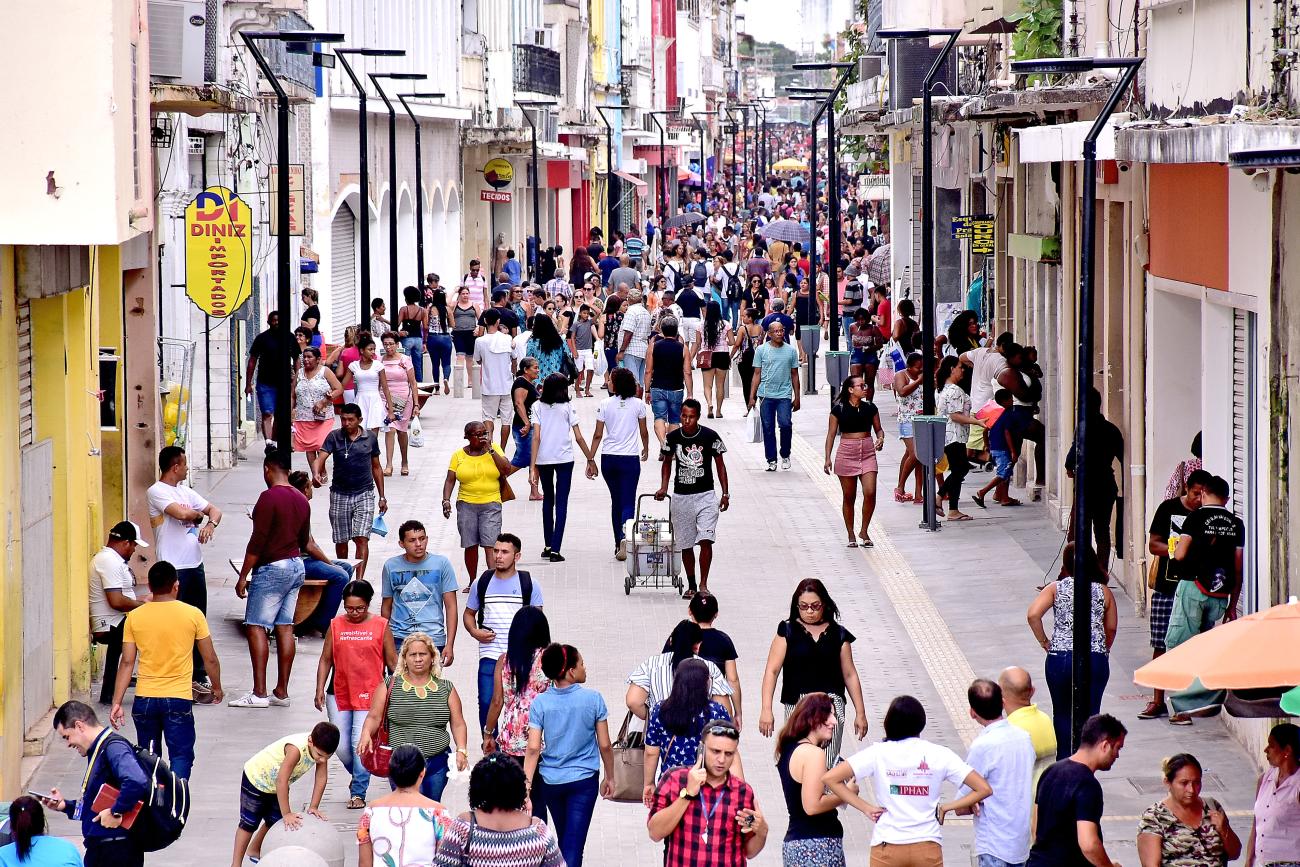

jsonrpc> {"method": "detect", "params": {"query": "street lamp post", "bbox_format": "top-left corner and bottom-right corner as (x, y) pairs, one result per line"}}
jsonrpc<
(396, 92), (447, 289)
(516, 100), (557, 281)
(595, 103), (630, 237)
(878, 28), (961, 532)
(1012, 54), (1143, 751)
(370, 71), (427, 314)
(692, 110), (720, 193)
(239, 29), (345, 461)
(787, 93), (827, 321)
(336, 48), (406, 325)
(723, 109), (739, 214)
(648, 110), (676, 223)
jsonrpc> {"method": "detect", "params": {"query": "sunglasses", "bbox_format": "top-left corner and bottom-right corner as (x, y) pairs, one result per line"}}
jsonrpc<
(798, 602), (824, 611)
(705, 723), (739, 737)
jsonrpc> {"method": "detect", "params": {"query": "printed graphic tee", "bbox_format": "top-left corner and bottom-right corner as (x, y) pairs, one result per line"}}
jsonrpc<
(662, 426), (726, 495)
(847, 737), (974, 845)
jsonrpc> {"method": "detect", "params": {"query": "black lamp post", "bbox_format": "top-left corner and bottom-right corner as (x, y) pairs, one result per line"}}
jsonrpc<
(723, 109), (740, 214)
(516, 100), (558, 281)
(396, 91), (447, 289)
(1012, 54), (1143, 751)
(370, 71), (427, 313)
(787, 92), (827, 316)
(595, 103), (630, 237)
(239, 29), (345, 461)
(692, 110), (719, 191)
(754, 97), (772, 186)
(336, 48), (406, 325)
(879, 27), (960, 532)
(648, 110), (676, 223)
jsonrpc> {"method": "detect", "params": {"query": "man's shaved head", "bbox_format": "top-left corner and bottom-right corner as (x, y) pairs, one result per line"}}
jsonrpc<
(999, 666), (1034, 709)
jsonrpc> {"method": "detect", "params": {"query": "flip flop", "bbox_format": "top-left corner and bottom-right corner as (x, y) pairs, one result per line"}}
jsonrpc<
(972, 494), (987, 509)
(846, 541), (859, 548)
(347, 796), (366, 810)
(893, 489), (913, 503)
(683, 589), (696, 599)
(947, 514), (974, 522)
(1000, 498), (1022, 507)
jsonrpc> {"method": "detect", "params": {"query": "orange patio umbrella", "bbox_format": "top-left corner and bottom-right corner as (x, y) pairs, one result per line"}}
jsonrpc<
(1134, 598), (1300, 690)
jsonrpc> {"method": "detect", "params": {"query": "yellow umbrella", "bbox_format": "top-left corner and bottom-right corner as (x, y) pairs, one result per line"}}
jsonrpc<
(773, 158), (807, 172)
(1133, 599), (1300, 690)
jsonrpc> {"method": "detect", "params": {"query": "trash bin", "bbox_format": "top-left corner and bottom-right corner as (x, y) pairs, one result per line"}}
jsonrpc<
(912, 415), (947, 467)
(824, 351), (851, 401)
(800, 326), (822, 394)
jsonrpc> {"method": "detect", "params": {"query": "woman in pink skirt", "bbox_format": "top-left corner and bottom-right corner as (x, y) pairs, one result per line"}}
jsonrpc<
(293, 346), (343, 470)
(379, 332), (418, 476)
(824, 374), (886, 548)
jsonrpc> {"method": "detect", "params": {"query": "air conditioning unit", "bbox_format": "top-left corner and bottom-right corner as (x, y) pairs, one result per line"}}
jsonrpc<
(187, 134), (206, 155)
(859, 54), (884, 79)
(887, 38), (955, 113)
(148, 0), (206, 83)
(533, 26), (554, 49)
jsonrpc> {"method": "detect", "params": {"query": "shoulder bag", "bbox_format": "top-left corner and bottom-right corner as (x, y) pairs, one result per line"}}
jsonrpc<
(610, 711), (646, 802)
(359, 678), (397, 776)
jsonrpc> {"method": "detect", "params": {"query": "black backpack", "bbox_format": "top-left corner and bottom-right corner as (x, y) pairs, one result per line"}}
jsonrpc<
(104, 734), (191, 852)
(723, 265), (742, 303)
(474, 570), (534, 628)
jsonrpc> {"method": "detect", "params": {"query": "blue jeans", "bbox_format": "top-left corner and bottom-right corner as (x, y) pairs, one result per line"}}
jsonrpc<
(299, 558), (352, 634)
(978, 856), (1026, 867)
(533, 772), (599, 867)
(1045, 651), (1110, 759)
(760, 396), (793, 462)
(426, 333), (454, 383)
(601, 454), (640, 544)
(389, 750), (449, 801)
(326, 698), (371, 798)
(511, 425), (534, 469)
(622, 353), (646, 386)
(477, 657), (497, 730)
(538, 462), (574, 552)
(402, 335), (425, 382)
(132, 697), (196, 779)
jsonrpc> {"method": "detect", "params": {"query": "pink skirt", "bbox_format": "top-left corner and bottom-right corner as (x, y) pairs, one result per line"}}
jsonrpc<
(834, 436), (879, 477)
(293, 418), (334, 452)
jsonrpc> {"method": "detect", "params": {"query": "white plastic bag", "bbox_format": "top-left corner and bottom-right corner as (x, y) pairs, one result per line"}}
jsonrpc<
(746, 410), (762, 444)
(595, 348), (609, 376)
(409, 414), (424, 448)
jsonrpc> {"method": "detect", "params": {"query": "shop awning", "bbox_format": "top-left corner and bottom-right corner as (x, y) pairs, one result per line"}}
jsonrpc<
(613, 170), (647, 188)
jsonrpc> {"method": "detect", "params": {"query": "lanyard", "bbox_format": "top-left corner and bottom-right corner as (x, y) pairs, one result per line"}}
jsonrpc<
(77, 731), (110, 820)
(699, 786), (726, 845)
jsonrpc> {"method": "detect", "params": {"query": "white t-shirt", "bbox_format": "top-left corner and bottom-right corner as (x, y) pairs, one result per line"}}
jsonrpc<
(146, 481), (208, 568)
(513, 330), (533, 361)
(473, 331), (515, 396)
(968, 347), (1007, 412)
(847, 737), (974, 846)
(89, 547), (138, 632)
(596, 396), (646, 456)
(531, 402), (579, 465)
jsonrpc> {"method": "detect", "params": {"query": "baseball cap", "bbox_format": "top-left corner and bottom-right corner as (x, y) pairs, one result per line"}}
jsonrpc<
(108, 520), (149, 547)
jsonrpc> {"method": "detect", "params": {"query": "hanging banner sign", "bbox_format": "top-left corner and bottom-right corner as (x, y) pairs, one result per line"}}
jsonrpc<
(481, 190), (512, 203)
(483, 157), (514, 189)
(269, 164), (305, 236)
(184, 186), (253, 318)
(951, 213), (995, 255)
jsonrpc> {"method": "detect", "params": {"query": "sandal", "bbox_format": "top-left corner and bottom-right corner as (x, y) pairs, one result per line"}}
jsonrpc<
(347, 796), (366, 810)
(401, 466), (410, 476)
(947, 513), (974, 522)
(383, 467), (394, 477)
(846, 541), (859, 548)
(682, 589), (696, 599)
(860, 537), (875, 548)
(972, 493), (987, 509)
(999, 498), (1022, 507)
(893, 488), (913, 503)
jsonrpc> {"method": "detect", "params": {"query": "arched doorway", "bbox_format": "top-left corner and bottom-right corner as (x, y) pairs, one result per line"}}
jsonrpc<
(444, 184), (462, 286)
(428, 185), (448, 284)
(398, 187), (416, 291)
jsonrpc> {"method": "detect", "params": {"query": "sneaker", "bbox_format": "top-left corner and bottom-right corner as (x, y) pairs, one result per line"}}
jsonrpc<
(781, 457), (791, 470)
(541, 547), (553, 559)
(1137, 701), (1167, 720)
(268, 694), (291, 707)
(615, 539), (628, 562)
(228, 692), (270, 709)
(548, 552), (566, 562)
(766, 461), (777, 472)
(1169, 712), (1193, 726)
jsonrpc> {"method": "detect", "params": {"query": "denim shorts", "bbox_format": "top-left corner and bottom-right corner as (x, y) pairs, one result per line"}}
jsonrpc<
(991, 448), (1014, 480)
(244, 558), (306, 629)
(255, 383), (279, 416)
(650, 387), (684, 424)
(898, 419), (914, 439)
(510, 425), (533, 469)
(850, 348), (878, 367)
(238, 773), (282, 832)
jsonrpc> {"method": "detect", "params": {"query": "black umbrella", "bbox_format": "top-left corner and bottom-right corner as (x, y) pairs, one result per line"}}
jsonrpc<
(757, 219), (810, 245)
(664, 212), (706, 230)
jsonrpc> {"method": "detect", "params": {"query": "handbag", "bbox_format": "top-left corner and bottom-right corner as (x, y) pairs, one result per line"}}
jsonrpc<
(499, 475), (517, 503)
(1146, 555), (1160, 590)
(560, 350), (579, 384)
(609, 711), (646, 802)
(696, 349), (713, 370)
(359, 679), (397, 776)
(746, 410), (762, 444)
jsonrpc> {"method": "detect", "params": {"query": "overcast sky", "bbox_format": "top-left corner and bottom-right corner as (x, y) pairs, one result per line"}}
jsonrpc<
(739, 0), (852, 49)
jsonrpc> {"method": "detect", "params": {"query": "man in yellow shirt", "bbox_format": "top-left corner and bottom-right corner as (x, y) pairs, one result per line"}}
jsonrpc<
(1000, 665), (1057, 781)
(110, 561), (223, 778)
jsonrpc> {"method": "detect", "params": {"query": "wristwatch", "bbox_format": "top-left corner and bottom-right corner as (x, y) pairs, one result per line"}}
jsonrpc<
(678, 789), (699, 802)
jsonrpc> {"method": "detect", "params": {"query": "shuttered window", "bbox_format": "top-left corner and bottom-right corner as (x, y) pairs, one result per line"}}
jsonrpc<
(17, 299), (33, 447)
(330, 204), (357, 342)
(1231, 308), (1256, 614)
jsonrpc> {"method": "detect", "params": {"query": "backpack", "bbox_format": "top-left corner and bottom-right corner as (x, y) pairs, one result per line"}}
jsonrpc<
(101, 734), (191, 852)
(692, 262), (708, 287)
(671, 265), (692, 294)
(722, 264), (742, 303)
(474, 570), (534, 628)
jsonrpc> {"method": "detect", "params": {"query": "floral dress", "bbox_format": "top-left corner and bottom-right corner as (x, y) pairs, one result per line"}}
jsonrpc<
(357, 803), (453, 867)
(645, 699), (731, 779)
(896, 374), (923, 427)
(1137, 800), (1230, 867)
(498, 650), (550, 757)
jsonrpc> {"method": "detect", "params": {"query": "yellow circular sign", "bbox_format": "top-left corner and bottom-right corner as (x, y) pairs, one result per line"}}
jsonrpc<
(483, 157), (513, 189)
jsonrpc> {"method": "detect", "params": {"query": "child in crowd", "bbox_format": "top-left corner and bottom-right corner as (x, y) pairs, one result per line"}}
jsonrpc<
(230, 721), (340, 867)
(972, 389), (1021, 508)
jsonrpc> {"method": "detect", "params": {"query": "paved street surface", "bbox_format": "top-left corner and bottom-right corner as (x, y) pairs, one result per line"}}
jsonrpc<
(32, 366), (1261, 865)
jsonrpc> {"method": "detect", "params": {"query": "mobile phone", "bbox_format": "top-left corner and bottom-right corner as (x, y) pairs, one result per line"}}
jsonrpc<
(27, 791), (55, 803)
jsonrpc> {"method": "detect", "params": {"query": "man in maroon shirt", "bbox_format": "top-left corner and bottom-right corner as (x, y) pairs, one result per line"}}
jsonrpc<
(230, 453), (312, 709)
(649, 721), (768, 866)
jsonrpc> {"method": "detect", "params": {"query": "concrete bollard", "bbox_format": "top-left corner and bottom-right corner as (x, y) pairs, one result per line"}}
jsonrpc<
(261, 814), (344, 867)
(256, 847), (329, 867)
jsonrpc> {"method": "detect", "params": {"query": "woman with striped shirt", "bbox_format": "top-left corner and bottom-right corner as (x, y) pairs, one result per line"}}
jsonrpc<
(358, 633), (469, 801)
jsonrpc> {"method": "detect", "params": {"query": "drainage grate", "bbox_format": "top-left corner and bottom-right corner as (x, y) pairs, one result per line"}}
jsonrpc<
(1127, 773), (1225, 795)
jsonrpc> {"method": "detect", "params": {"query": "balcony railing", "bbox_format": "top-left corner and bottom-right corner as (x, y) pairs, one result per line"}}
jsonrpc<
(514, 43), (561, 97)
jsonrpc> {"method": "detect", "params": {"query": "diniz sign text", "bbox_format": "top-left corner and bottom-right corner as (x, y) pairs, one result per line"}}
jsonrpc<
(951, 213), (995, 256)
(184, 186), (253, 318)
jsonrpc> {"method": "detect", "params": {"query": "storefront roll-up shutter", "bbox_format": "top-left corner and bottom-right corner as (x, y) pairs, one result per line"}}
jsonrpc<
(1231, 308), (1255, 613)
(330, 203), (358, 342)
(17, 299), (33, 447)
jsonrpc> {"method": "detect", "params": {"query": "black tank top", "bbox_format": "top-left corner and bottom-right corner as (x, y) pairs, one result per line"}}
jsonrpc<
(650, 338), (685, 390)
(777, 740), (844, 842)
(400, 309), (424, 336)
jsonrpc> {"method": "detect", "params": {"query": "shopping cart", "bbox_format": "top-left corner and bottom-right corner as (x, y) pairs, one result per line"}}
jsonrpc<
(624, 494), (683, 595)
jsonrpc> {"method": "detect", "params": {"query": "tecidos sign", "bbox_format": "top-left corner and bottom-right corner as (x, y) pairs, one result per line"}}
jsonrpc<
(483, 157), (513, 189)
(184, 186), (253, 317)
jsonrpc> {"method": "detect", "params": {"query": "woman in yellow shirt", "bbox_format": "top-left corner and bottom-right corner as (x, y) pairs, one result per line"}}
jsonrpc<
(442, 421), (521, 588)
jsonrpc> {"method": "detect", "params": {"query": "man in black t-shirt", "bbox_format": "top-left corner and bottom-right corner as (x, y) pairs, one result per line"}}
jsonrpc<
(1027, 714), (1126, 867)
(1166, 474), (1245, 722)
(655, 400), (729, 597)
(244, 310), (300, 446)
(1138, 468), (1212, 720)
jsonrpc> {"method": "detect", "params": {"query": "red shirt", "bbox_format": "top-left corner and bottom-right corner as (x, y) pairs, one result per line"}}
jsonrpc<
(650, 767), (755, 867)
(329, 614), (388, 711)
(246, 483), (311, 563)
(877, 297), (892, 333)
